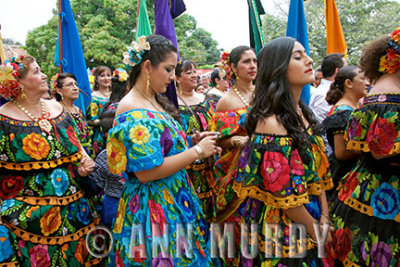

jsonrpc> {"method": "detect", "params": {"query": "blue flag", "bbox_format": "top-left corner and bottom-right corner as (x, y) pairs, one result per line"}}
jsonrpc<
(54, 0), (91, 115)
(286, 0), (311, 105)
(154, 0), (186, 108)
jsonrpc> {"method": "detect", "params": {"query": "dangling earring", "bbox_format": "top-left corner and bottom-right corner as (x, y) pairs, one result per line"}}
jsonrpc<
(20, 88), (27, 99)
(60, 94), (64, 101)
(235, 72), (240, 82)
(146, 75), (150, 94)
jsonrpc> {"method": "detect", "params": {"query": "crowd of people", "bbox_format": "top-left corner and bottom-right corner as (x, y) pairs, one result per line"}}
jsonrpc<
(0, 26), (399, 266)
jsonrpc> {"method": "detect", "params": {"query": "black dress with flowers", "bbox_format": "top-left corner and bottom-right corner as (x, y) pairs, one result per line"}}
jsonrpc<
(328, 94), (400, 266)
(322, 104), (358, 190)
(232, 128), (333, 266)
(0, 112), (100, 266)
(178, 100), (216, 222)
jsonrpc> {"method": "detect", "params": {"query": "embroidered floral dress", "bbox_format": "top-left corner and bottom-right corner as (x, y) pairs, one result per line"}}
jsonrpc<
(106, 109), (211, 266)
(204, 92), (222, 110)
(86, 95), (109, 156)
(328, 94), (400, 266)
(208, 107), (249, 223)
(322, 104), (357, 190)
(232, 128), (333, 266)
(70, 109), (93, 156)
(0, 112), (100, 266)
(178, 100), (216, 222)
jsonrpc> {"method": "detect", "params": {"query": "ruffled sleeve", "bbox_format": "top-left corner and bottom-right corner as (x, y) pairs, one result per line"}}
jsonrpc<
(208, 108), (249, 138)
(234, 135), (314, 209)
(107, 117), (171, 175)
(323, 108), (353, 148)
(345, 101), (400, 156)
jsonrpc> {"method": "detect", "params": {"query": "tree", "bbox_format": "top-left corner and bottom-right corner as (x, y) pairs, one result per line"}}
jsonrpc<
(261, 0), (400, 67)
(24, 0), (220, 77)
(2, 38), (22, 46)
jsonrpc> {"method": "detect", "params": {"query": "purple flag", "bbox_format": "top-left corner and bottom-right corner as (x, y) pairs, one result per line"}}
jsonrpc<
(154, 0), (186, 108)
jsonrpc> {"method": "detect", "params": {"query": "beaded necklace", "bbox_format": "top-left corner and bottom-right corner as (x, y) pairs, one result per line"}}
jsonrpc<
(232, 86), (254, 107)
(12, 99), (54, 140)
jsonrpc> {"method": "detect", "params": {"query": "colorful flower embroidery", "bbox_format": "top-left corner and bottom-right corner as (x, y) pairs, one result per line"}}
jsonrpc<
(129, 194), (140, 214)
(89, 102), (98, 117)
(0, 225), (13, 262)
(75, 238), (88, 264)
(29, 244), (50, 267)
(50, 169), (69, 196)
(261, 151), (291, 192)
(347, 117), (363, 140)
(107, 137), (127, 174)
(76, 199), (91, 225)
(22, 132), (51, 160)
(367, 117), (397, 155)
(149, 200), (167, 235)
(338, 172), (359, 201)
(0, 175), (23, 199)
(67, 126), (79, 147)
(129, 124), (150, 145)
(152, 252), (174, 266)
(370, 242), (392, 267)
(40, 207), (62, 236)
(163, 189), (174, 205)
(113, 198), (125, 234)
(371, 183), (399, 220)
(290, 149), (304, 176)
(176, 188), (194, 221)
(332, 227), (352, 261)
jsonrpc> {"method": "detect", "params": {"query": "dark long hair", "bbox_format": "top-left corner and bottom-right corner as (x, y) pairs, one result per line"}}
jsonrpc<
(246, 37), (317, 150)
(127, 34), (179, 121)
(325, 65), (358, 105)
(103, 77), (128, 111)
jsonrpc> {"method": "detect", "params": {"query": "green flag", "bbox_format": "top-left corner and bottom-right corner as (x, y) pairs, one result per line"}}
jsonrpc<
(248, 0), (265, 54)
(136, 0), (152, 40)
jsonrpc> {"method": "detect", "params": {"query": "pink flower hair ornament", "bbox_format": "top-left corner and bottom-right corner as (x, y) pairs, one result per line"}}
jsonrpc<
(379, 26), (400, 74)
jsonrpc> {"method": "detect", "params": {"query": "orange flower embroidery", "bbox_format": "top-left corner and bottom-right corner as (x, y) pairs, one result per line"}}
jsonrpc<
(22, 133), (50, 160)
(40, 206), (62, 236)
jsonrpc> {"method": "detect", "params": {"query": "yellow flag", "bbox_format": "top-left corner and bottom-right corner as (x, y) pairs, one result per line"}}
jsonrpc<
(325, 0), (347, 56)
(0, 32), (6, 64)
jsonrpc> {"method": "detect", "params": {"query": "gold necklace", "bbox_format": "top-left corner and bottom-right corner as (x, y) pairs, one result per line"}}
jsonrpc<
(12, 99), (54, 140)
(233, 86), (254, 107)
(133, 88), (173, 121)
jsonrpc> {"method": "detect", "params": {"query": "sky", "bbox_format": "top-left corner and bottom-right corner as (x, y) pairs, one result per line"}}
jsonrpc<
(0, 0), (286, 50)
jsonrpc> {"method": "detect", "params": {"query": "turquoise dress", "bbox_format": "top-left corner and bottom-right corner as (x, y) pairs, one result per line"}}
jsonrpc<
(106, 109), (211, 266)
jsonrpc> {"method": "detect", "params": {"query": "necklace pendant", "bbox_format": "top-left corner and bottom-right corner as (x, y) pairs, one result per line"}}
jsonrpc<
(38, 119), (53, 135)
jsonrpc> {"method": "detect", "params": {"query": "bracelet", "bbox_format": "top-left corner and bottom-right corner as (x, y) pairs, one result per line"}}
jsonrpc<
(193, 145), (205, 160)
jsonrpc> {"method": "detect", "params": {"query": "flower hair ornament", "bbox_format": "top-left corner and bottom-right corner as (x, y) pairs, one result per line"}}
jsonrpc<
(379, 26), (400, 74)
(123, 36), (151, 69)
(218, 51), (232, 81)
(50, 73), (60, 90)
(0, 55), (25, 100)
(113, 68), (128, 82)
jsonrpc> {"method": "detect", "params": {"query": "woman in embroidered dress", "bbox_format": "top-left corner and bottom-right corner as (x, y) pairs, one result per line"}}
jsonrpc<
(204, 68), (229, 109)
(209, 46), (257, 224)
(54, 73), (93, 156)
(233, 37), (333, 266)
(175, 60), (218, 222)
(322, 66), (368, 196)
(106, 35), (219, 266)
(0, 55), (100, 266)
(86, 65), (111, 157)
(327, 27), (400, 267)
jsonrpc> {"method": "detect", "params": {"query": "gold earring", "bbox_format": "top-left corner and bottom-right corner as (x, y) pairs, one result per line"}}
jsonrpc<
(235, 73), (239, 81)
(146, 75), (150, 94)
(20, 88), (27, 99)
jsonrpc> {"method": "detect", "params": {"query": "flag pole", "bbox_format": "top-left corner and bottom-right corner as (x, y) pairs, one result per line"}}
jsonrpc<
(58, 0), (63, 73)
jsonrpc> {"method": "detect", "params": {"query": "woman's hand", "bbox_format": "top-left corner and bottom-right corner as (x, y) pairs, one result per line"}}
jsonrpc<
(78, 152), (95, 177)
(231, 135), (249, 148)
(197, 135), (221, 158)
(191, 130), (220, 145)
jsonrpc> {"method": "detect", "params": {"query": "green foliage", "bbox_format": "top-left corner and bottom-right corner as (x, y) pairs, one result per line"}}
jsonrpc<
(25, 0), (220, 78)
(261, 0), (400, 67)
